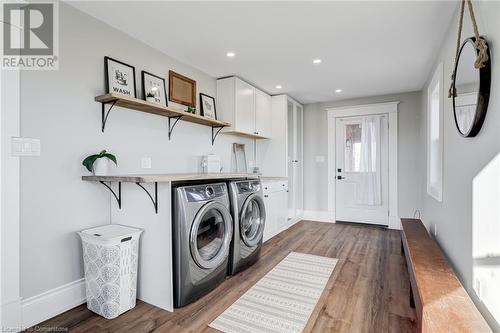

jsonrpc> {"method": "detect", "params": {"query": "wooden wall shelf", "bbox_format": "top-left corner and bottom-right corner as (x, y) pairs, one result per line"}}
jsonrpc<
(96, 93), (230, 144)
(222, 130), (270, 140)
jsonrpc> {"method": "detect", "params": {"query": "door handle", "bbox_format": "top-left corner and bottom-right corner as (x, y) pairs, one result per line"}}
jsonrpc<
(337, 176), (345, 180)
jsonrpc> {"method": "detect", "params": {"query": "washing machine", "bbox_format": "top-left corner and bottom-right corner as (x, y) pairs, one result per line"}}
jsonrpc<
(172, 182), (233, 307)
(228, 179), (266, 275)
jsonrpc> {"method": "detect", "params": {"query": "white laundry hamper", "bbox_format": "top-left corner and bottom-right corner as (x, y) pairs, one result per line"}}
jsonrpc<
(78, 224), (143, 319)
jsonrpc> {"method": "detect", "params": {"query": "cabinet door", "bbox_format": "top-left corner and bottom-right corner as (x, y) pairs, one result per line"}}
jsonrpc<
(262, 193), (275, 242)
(255, 89), (272, 138)
(235, 79), (255, 135)
(278, 190), (289, 230)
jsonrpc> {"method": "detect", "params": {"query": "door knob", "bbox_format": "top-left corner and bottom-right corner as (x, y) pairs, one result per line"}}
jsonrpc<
(337, 176), (345, 180)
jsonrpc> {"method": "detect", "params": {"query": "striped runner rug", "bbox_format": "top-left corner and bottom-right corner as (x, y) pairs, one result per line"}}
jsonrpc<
(209, 252), (338, 333)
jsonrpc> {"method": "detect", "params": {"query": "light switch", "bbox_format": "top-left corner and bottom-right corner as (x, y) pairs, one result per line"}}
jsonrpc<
(315, 155), (325, 163)
(11, 137), (40, 156)
(141, 157), (152, 169)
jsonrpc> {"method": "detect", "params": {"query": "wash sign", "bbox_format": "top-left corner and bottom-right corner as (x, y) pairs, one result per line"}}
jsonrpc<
(2, 1), (59, 70)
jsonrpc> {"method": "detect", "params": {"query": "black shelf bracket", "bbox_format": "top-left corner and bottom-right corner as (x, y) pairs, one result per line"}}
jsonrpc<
(167, 116), (183, 140)
(99, 181), (121, 209)
(211, 126), (225, 145)
(101, 100), (118, 132)
(136, 182), (158, 214)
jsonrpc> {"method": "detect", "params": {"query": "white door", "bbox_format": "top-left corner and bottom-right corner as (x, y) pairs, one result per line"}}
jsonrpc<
(335, 115), (389, 225)
(287, 100), (303, 219)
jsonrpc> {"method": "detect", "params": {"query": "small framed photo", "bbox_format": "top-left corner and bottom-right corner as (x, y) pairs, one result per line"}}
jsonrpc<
(104, 56), (136, 98)
(200, 93), (217, 120)
(141, 71), (168, 107)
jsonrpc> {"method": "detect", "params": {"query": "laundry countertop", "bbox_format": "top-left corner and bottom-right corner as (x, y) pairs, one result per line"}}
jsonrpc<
(82, 172), (260, 183)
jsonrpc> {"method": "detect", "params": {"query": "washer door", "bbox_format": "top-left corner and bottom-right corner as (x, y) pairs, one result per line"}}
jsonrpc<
(190, 201), (233, 269)
(240, 194), (266, 247)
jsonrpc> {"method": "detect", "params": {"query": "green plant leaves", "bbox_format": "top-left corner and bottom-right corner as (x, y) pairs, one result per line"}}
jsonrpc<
(82, 154), (99, 172)
(82, 150), (117, 173)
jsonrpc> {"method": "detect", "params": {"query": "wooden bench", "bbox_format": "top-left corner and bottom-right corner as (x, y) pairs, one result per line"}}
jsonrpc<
(400, 218), (491, 332)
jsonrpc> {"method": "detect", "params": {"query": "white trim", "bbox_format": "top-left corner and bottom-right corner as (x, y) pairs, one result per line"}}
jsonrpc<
(0, 298), (22, 332)
(426, 62), (444, 202)
(301, 210), (336, 223)
(1, 23), (22, 330)
(21, 279), (86, 329)
(326, 101), (400, 118)
(327, 102), (400, 229)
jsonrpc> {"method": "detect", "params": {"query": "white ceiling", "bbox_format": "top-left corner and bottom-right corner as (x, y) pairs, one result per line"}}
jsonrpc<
(68, 1), (457, 104)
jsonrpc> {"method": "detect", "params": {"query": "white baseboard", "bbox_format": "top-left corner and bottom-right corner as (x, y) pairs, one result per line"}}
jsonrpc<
(301, 210), (336, 223)
(21, 278), (86, 329)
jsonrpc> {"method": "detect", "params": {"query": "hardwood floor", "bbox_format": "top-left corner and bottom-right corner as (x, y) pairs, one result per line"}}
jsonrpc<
(30, 221), (416, 333)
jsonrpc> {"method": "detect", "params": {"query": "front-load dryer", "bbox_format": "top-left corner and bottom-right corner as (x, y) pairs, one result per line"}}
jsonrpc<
(228, 179), (266, 275)
(172, 182), (233, 307)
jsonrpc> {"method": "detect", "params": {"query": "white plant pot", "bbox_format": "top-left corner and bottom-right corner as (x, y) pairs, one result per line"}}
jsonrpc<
(93, 158), (109, 176)
(146, 97), (156, 103)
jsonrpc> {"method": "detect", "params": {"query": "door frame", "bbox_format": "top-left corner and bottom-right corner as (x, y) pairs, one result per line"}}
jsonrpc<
(1, 18), (23, 330)
(327, 102), (400, 229)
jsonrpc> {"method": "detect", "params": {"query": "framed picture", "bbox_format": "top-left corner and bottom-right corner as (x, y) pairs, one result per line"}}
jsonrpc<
(105, 56), (136, 98)
(141, 71), (168, 107)
(169, 70), (196, 107)
(200, 93), (217, 120)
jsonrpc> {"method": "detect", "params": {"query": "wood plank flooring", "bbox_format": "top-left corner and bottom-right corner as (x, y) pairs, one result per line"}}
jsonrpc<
(29, 221), (416, 333)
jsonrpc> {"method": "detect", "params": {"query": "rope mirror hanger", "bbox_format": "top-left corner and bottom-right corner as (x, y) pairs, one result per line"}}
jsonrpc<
(448, 0), (489, 98)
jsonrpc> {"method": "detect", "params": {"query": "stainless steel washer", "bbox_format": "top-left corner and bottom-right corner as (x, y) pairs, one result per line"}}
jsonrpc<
(228, 180), (266, 275)
(172, 183), (233, 307)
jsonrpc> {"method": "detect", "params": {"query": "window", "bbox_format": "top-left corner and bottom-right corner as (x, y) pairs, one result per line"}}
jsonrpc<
(473, 153), (500, 323)
(427, 63), (443, 202)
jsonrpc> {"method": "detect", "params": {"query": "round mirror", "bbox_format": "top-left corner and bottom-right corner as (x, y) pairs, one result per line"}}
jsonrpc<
(452, 37), (491, 137)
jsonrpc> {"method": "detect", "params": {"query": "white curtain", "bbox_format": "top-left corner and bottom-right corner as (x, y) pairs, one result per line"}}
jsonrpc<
(356, 115), (382, 206)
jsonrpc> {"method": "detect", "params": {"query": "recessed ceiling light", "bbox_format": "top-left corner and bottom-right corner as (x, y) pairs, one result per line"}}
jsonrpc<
(313, 59), (322, 64)
(335, 89), (343, 93)
(275, 85), (282, 89)
(226, 52), (235, 57)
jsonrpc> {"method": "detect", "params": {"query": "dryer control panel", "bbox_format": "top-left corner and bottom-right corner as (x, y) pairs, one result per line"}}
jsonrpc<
(185, 183), (227, 202)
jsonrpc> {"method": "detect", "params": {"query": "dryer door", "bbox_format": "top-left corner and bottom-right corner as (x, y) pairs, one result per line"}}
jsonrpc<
(190, 201), (233, 269)
(240, 194), (266, 247)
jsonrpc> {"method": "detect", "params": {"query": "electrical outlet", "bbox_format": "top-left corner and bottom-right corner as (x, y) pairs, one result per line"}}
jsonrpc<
(11, 137), (40, 156)
(141, 157), (152, 169)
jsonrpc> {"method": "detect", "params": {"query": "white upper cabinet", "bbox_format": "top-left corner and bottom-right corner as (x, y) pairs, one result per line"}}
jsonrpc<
(217, 77), (271, 139)
(235, 79), (255, 135)
(255, 88), (272, 138)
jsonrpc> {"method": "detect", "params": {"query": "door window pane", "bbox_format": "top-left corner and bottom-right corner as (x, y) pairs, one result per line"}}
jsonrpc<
(345, 123), (362, 172)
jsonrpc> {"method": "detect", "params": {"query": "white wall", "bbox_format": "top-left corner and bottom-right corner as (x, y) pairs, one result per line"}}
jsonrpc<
(419, 2), (500, 330)
(303, 91), (422, 218)
(19, 3), (253, 299)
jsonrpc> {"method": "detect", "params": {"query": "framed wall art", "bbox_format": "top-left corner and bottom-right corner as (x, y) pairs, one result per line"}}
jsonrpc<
(141, 71), (168, 106)
(200, 93), (217, 120)
(104, 56), (136, 98)
(169, 70), (196, 107)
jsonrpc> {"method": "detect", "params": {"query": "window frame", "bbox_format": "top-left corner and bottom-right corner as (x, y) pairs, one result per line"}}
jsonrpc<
(427, 63), (444, 202)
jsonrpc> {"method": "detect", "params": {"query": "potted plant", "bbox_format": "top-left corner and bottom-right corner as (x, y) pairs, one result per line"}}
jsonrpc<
(82, 150), (117, 176)
(146, 91), (156, 103)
